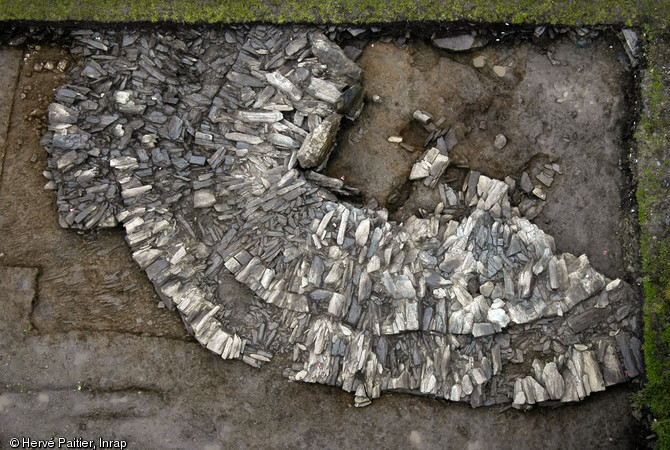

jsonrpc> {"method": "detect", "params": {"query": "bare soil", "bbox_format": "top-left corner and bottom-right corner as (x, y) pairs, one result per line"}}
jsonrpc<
(325, 32), (637, 281)
(0, 31), (645, 449)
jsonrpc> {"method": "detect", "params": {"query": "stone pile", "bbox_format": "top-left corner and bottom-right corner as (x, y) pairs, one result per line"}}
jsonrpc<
(43, 25), (641, 408)
(409, 146), (451, 188)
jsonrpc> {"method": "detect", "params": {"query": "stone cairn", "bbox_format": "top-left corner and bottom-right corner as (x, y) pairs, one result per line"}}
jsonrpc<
(42, 25), (642, 408)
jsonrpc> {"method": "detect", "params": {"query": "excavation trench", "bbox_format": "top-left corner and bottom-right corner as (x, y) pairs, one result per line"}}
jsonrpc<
(0, 23), (646, 448)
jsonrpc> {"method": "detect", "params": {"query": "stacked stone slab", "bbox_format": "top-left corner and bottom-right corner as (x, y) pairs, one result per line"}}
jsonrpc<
(43, 25), (641, 408)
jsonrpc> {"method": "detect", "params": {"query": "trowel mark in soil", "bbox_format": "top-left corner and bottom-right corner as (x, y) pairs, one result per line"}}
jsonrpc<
(325, 31), (631, 280)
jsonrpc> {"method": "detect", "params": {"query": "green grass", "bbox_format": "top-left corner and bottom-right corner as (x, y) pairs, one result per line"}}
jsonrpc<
(0, 0), (666, 25)
(633, 26), (670, 450)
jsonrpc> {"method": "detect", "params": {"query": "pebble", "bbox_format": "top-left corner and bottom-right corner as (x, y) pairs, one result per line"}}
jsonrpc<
(532, 187), (547, 200)
(472, 54), (486, 68)
(493, 66), (506, 77)
(493, 134), (507, 149)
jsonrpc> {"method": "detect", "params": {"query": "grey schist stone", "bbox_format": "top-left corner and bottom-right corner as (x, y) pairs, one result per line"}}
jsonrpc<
(432, 34), (487, 51)
(42, 24), (641, 411)
(493, 134), (507, 149)
(310, 32), (362, 84)
(297, 113), (342, 169)
(194, 190), (216, 208)
(520, 171), (533, 193)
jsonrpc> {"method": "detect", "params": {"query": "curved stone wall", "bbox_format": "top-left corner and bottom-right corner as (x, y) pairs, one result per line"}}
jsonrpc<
(43, 25), (642, 408)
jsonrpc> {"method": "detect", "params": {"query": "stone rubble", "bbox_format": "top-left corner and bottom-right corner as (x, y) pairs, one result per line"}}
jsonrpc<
(409, 147), (451, 189)
(42, 25), (641, 409)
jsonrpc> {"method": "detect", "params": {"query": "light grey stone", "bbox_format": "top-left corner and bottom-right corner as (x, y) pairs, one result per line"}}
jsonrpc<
(225, 132), (263, 145)
(520, 171), (533, 193)
(409, 161), (431, 180)
(462, 374), (473, 395)
(532, 187), (547, 200)
(487, 308), (510, 329)
(395, 275), (417, 299)
(306, 77), (342, 104)
(517, 260), (534, 298)
(48, 103), (78, 124)
(473, 322), (496, 337)
(297, 113), (342, 169)
(493, 134), (507, 149)
(194, 190), (216, 208)
(235, 110), (283, 123)
(355, 218), (371, 247)
(581, 350), (606, 394)
(265, 71), (303, 102)
(413, 109), (432, 125)
(432, 34), (486, 51)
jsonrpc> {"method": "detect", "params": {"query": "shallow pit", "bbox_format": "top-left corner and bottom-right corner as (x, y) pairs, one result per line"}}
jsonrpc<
(324, 28), (636, 280)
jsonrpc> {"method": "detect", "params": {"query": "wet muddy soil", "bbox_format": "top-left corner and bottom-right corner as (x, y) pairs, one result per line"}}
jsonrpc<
(0, 44), (188, 338)
(0, 29), (645, 448)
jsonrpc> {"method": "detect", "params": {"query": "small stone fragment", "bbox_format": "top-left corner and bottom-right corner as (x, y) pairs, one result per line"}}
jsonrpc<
(472, 54), (486, 68)
(493, 66), (506, 77)
(537, 171), (554, 187)
(493, 134), (507, 149)
(520, 171), (533, 193)
(194, 190), (216, 208)
(532, 187), (547, 201)
(413, 110), (432, 125)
